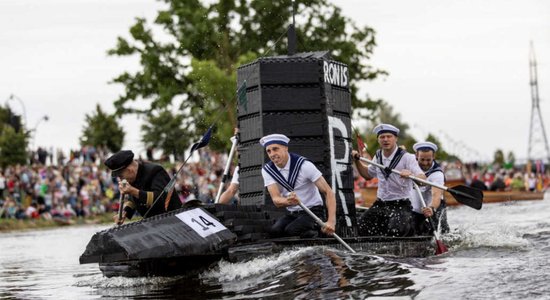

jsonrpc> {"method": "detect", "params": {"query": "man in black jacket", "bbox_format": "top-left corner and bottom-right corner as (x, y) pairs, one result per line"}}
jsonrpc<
(104, 150), (181, 224)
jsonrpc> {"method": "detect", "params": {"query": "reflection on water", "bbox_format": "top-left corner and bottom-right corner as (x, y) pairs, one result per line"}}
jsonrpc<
(1, 194), (550, 299)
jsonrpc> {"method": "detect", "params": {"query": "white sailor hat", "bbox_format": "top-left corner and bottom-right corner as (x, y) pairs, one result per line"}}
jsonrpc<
(260, 134), (290, 147)
(373, 123), (400, 136)
(413, 141), (438, 152)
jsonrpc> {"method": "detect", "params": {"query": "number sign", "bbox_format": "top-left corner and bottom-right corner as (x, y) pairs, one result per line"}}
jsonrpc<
(176, 208), (227, 238)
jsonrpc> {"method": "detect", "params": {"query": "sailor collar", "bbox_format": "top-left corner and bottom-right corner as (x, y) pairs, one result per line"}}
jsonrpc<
(381, 146), (399, 160)
(276, 157), (291, 172)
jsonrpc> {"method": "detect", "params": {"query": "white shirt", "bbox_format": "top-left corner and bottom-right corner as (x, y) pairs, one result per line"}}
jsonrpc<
(262, 159), (323, 212)
(410, 166), (445, 213)
(367, 147), (423, 201)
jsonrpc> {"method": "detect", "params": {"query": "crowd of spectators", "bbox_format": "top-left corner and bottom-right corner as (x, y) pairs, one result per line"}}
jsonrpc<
(353, 159), (549, 194)
(461, 161), (549, 192)
(0, 146), (234, 222)
(2, 145), (548, 223)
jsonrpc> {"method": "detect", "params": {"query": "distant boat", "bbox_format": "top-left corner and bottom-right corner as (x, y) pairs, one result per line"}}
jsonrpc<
(444, 190), (545, 206)
(356, 185), (545, 208)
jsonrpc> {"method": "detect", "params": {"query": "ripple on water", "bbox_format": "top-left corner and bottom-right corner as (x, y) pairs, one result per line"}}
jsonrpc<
(195, 246), (420, 299)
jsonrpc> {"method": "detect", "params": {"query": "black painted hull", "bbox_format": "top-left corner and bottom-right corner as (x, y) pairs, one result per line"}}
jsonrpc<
(81, 204), (435, 277)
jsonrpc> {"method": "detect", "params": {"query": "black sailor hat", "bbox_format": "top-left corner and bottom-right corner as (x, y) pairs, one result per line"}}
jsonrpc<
(104, 150), (134, 177)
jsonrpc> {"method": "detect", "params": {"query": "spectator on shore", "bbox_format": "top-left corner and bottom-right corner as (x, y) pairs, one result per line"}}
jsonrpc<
(489, 175), (506, 191)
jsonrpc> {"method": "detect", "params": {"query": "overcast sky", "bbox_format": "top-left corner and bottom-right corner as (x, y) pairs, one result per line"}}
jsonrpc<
(1, 0), (549, 162)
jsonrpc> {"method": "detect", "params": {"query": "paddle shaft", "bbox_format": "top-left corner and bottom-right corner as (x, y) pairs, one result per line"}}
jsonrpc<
(215, 135), (238, 203)
(296, 201), (356, 253)
(117, 180), (128, 225)
(412, 182), (442, 241)
(359, 157), (449, 191)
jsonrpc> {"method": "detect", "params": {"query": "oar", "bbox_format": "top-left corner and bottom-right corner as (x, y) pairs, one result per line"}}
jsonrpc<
(295, 200), (356, 253)
(116, 179), (128, 226)
(215, 134), (238, 203)
(412, 182), (448, 255)
(358, 157), (483, 210)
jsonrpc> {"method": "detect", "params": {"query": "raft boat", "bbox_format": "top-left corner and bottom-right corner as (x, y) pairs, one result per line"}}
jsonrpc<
(79, 204), (435, 277)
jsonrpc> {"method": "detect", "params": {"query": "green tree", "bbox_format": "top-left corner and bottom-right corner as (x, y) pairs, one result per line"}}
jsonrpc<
(424, 133), (459, 161)
(493, 149), (505, 166)
(141, 109), (189, 160)
(0, 106), (28, 167)
(506, 151), (515, 165)
(109, 0), (386, 152)
(80, 104), (125, 153)
(0, 105), (28, 166)
(0, 126), (28, 168)
(359, 100), (416, 153)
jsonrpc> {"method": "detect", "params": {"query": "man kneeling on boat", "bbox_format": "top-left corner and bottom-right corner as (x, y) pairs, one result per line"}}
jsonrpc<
(352, 124), (426, 237)
(105, 150), (182, 224)
(260, 134), (336, 238)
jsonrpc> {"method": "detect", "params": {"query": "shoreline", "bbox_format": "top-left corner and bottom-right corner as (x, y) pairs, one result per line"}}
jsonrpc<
(0, 214), (115, 233)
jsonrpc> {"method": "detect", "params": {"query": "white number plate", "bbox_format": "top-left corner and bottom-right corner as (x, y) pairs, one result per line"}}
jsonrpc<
(176, 208), (227, 238)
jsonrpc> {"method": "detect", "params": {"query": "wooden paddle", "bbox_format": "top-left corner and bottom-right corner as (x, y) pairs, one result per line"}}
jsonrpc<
(412, 182), (448, 255)
(359, 157), (483, 210)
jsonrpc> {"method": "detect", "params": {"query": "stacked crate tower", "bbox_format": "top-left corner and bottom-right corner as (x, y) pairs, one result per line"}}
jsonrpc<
(236, 51), (357, 236)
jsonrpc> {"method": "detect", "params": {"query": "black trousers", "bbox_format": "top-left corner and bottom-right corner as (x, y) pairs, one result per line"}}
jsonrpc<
(270, 206), (325, 238)
(358, 199), (414, 237)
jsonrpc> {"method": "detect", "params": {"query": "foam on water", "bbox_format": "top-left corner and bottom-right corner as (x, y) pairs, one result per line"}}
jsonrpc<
(74, 274), (183, 288)
(446, 222), (529, 250)
(200, 247), (316, 282)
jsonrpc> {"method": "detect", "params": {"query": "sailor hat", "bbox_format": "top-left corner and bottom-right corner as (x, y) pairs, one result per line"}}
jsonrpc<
(373, 123), (400, 136)
(104, 150), (134, 177)
(413, 141), (438, 152)
(260, 134), (290, 147)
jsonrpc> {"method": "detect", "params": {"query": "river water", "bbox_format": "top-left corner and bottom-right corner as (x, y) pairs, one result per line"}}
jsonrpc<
(1, 193), (549, 299)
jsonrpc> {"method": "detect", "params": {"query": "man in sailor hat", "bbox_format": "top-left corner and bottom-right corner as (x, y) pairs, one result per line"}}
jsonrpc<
(352, 123), (425, 237)
(410, 141), (449, 235)
(260, 133), (336, 237)
(104, 150), (182, 224)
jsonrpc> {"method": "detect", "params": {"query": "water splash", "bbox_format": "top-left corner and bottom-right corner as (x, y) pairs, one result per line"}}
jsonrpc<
(74, 274), (183, 288)
(445, 209), (530, 250)
(200, 247), (316, 282)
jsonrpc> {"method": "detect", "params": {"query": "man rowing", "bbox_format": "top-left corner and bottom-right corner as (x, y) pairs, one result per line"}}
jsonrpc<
(352, 124), (426, 237)
(260, 134), (336, 238)
(410, 141), (450, 234)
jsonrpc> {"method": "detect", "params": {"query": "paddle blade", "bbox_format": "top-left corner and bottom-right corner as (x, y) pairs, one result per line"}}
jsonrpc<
(448, 185), (483, 210)
(435, 239), (448, 255)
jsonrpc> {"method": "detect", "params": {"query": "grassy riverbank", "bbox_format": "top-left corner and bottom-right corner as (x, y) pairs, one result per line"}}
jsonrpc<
(0, 214), (115, 232)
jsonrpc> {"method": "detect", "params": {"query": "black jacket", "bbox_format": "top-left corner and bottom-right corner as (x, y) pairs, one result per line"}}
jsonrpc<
(124, 162), (181, 219)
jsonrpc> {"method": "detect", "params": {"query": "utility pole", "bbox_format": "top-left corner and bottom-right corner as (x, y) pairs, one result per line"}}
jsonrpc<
(527, 42), (550, 165)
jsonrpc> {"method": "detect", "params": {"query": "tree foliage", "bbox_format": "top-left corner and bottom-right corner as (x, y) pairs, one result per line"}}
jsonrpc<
(141, 109), (189, 160)
(109, 0), (386, 154)
(493, 149), (505, 166)
(80, 104), (125, 153)
(0, 105), (28, 167)
(359, 101), (416, 154)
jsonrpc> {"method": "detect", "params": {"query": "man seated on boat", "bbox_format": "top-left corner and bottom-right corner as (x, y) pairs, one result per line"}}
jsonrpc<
(260, 134), (336, 238)
(104, 150), (182, 224)
(410, 141), (449, 235)
(352, 124), (426, 237)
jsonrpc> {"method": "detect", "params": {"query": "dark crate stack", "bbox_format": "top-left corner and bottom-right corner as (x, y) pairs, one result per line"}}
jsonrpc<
(236, 51), (357, 236)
